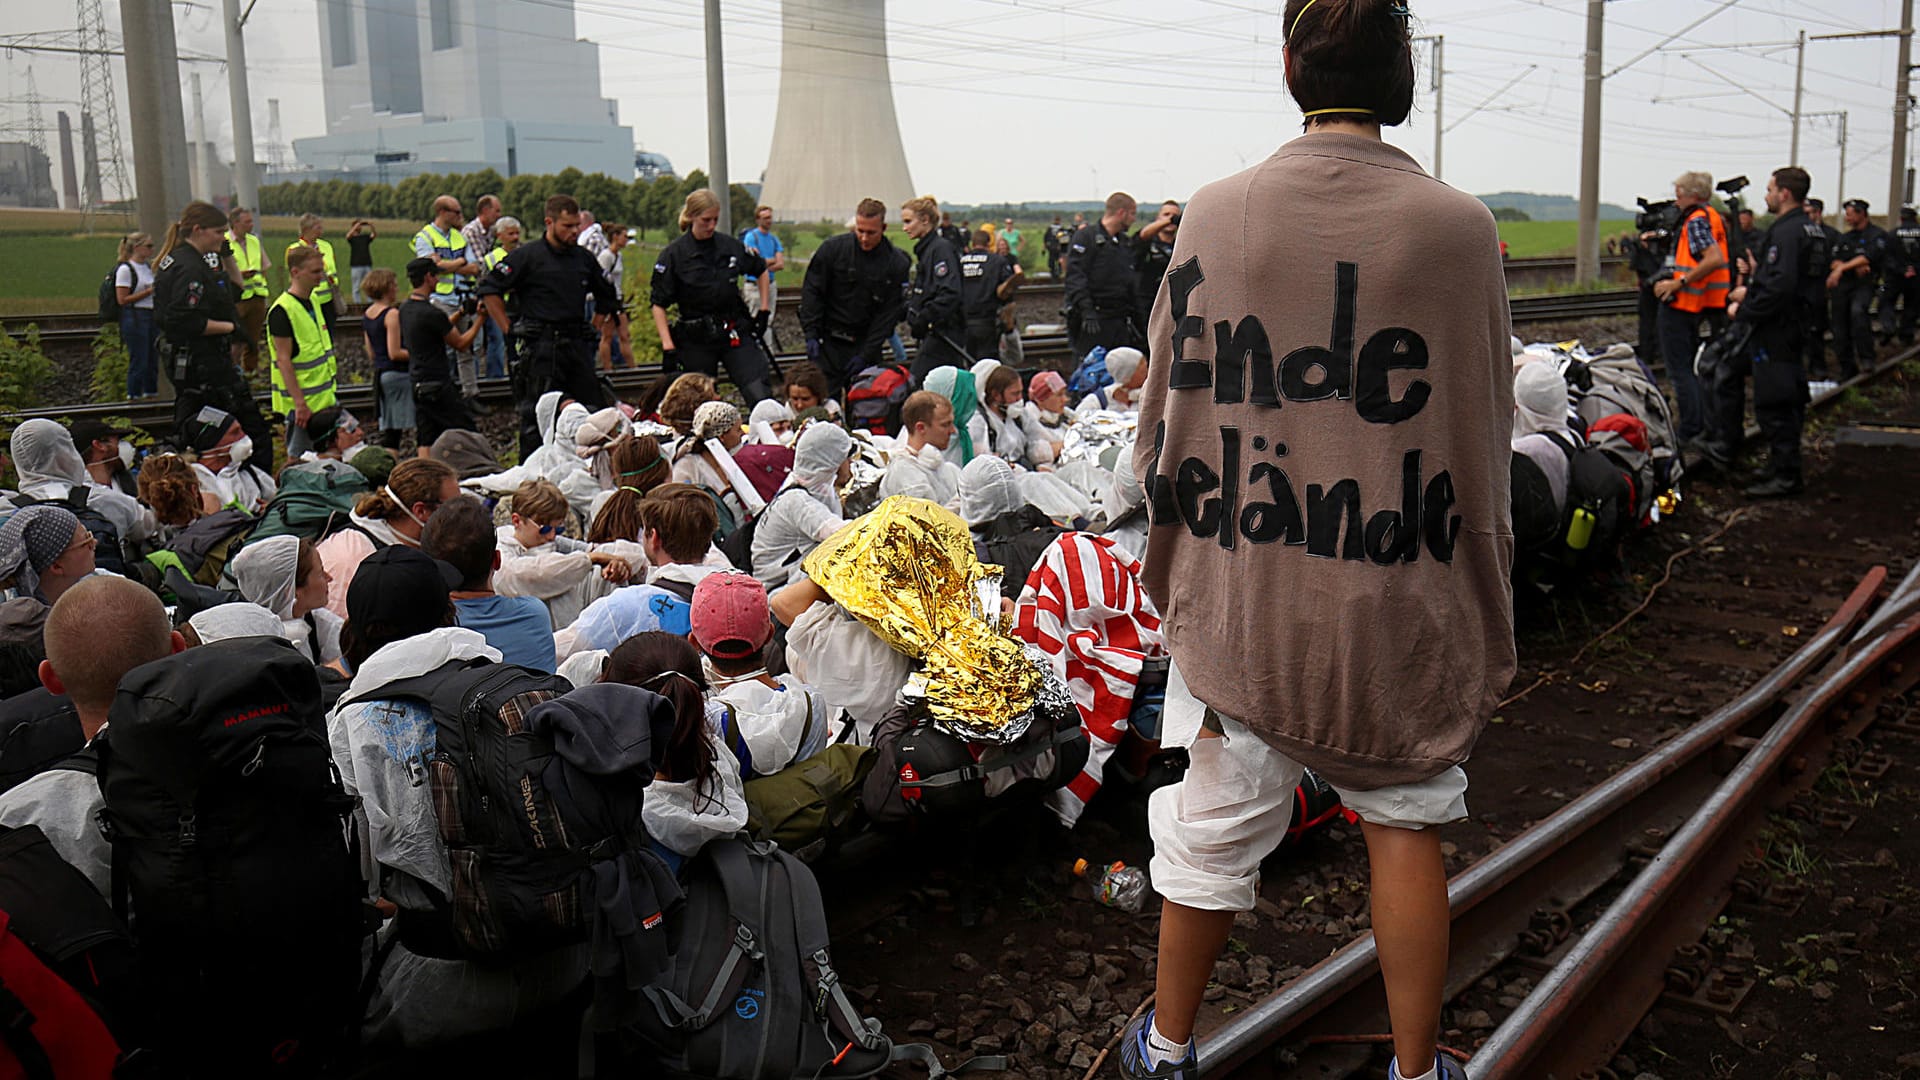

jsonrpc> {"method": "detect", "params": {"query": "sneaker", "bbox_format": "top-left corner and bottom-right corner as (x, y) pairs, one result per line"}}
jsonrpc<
(1389, 1055), (1471, 1080)
(1744, 474), (1804, 498)
(1116, 1009), (1195, 1079)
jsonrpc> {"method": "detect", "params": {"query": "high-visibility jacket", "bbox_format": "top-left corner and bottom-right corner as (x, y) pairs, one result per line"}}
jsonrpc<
(1668, 204), (1731, 313)
(415, 223), (471, 297)
(227, 231), (268, 300)
(484, 246), (509, 272)
(268, 290), (339, 416)
(286, 237), (338, 306)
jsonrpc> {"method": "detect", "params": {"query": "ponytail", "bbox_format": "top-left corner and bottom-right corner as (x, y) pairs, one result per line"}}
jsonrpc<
(160, 200), (229, 258)
(604, 632), (719, 789)
(352, 457), (455, 521)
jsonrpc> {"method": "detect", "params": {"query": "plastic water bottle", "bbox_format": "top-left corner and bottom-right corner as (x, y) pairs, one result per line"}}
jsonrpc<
(1074, 858), (1149, 913)
(1566, 505), (1596, 550)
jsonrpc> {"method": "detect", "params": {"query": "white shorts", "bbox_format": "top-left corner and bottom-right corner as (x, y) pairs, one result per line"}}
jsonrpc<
(1146, 658), (1470, 912)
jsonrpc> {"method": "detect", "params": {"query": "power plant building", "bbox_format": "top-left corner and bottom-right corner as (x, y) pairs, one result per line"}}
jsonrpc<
(293, 0), (634, 181)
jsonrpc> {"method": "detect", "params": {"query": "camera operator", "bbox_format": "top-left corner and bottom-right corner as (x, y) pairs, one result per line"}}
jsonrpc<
(1651, 171), (1732, 450)
(1627, 211), (1671, 378)
(1827, 198), (1890, 380)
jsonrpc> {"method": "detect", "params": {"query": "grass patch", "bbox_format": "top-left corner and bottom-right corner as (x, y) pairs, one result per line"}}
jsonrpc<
(1498, 219), (1634, 258)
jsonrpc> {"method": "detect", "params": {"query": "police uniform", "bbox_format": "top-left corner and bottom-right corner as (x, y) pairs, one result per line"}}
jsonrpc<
(1880, 210), (1920, 344)
(797, 231), (910, 394)
(1063, 220), (1139, 358)
(959, 246), (1016, 361)
(906, 231), (966, 381)
(1134, 230), (1176, 334)
(476, 234), (618, 459)
(154, 241), (271, 473)
(1805, 217), (1843, 374)
(1710, 204), (1828, 494)
(650, 228), (774, 407)
(1829, 215), (1890, 378)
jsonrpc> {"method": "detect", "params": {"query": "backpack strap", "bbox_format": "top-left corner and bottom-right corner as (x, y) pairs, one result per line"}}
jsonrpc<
(911, 722), (1083, 791)
(777, 844), (888, 1053)
(0, 981), (57, 1080)
(647, 838), (768, 1029)
(890, 1042), (1010, 1078)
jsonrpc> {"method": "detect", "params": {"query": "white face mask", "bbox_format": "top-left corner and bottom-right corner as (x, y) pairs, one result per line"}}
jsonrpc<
(116, 441), (135, 469)
(221, 436), (254, 474)
(386, 485), (427, 530)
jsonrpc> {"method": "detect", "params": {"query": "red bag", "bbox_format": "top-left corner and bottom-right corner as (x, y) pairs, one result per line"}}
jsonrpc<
(0, 908), (119, 1080)
(846, 364), (914, 436)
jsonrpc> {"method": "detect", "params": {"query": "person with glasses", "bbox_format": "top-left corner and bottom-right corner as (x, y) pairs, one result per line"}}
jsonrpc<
(0, 506), (96, 605)
(154, 201), (273, 477)
(311, 457), (460, 619)
(114, 232), (160, 399)
(492, 478), (635, 630)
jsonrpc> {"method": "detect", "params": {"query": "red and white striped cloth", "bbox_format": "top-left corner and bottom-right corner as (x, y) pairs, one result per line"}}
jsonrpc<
(1011, 532), (1167, 828)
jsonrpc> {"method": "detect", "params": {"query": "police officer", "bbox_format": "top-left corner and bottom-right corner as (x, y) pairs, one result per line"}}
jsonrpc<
(1827, 197), (1889, 379)
(1880, 206), (1920, 345)
(153, 200), (272, 473)
(1063, 191), (1140, 358)
(1134, 200), (1181, 333)
(649, 188), (775, 407)
(798, 198), (910, 395)
(1718, 166), (1827, 498)
(959, 229), (1018, 360)
(477, 193), (617, 459)
(1803, 198), (1843, 376)
(900, 195), (967, 382)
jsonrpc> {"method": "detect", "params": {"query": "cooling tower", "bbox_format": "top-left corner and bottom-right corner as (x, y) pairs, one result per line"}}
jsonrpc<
(759, 0), (915, 223)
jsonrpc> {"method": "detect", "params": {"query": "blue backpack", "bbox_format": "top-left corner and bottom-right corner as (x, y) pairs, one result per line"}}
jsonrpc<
(1066, 346), (1111, 396)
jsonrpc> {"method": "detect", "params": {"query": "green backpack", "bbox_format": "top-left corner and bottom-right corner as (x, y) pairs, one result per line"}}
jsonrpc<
(249, 459), (372, 545)
(743, 744), (876, 862)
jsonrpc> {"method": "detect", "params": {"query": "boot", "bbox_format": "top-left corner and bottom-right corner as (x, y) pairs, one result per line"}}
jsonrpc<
(1744, 473), (1804, 498)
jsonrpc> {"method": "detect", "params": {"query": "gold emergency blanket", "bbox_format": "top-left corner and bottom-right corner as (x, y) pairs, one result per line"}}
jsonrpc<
(801, 496), (1040, 742)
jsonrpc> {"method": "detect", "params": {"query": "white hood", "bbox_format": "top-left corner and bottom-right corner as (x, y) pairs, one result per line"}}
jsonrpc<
(644, 727), (749, 857)
(707, 672), (830, 777)
(959, 455), (1023, 528)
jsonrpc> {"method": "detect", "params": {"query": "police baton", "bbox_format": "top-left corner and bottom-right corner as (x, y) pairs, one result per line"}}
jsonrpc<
(934, 329), (978, 366)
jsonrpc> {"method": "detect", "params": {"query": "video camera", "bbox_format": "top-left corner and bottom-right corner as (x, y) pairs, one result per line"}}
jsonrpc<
(1635, 196), (1680, 239)
(1717, 176), (1751, 264)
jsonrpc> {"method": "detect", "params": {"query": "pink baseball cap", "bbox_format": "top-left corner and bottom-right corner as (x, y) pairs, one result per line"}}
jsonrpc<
(690, 571), (774, 660)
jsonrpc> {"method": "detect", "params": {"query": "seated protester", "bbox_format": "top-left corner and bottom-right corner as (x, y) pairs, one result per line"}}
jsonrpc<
(958, 455), (1067, 596)
(658, 372), (720, 439)
(134, 453), (257, 586)
(422, 495), (556, 672)
(639, 483), (730, 601)
(0, 600), (49, 700)
(550, 583), (694, 673)
(671, 401), (766, 531)
(230, 535), (345, 665)
(1026, 370), (1074, 467)
(0, 577), (185, 893)
(427, 428), (500, 482)
(0, 598), (80, 795)
(401, 257), (483, 453)
(0, 506), (97, 605)
(748, 399), (795, 446)
(138, 450), (222, 531)
(571, 406), (634, 491)
(782, 361), (844, 424)
(751, 423), (852, 590)
(972, 358), (1047, 467)
(556, 648), (608, 689)
(922, 365), (985, 466)
(1099, 442), (1151, 564)
(327, 546), (584, 1048)
(299, 406), (374, 467)
(692, 571), (831, 776)
(586, 434), (673, 541)
(493, 477), (636, 630)
(314, 457), (461, 619)
(600, 631), (749, 872)
(1078, 345), (1145, 413)
(770, 576), (913, 746)
(877, 390), (964, 511)
(7, 417), (155, 554)
(1510, 360), (1575, 518)
(70, 418), (138, 497)
(180, 406), (277, 516)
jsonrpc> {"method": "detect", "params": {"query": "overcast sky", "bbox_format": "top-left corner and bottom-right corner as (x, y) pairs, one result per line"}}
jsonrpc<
(2, 0), (1911, 212)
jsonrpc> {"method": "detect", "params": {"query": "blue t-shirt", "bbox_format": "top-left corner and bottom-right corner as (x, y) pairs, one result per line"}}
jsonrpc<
(741, 228), (784, 269)
(454, 594), (558, 673)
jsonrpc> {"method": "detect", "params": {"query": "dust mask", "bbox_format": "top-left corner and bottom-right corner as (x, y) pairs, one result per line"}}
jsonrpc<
(116, 441), (135, 469)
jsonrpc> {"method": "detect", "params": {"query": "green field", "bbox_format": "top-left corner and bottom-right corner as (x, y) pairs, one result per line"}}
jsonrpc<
(1499, 219), (1634, 258)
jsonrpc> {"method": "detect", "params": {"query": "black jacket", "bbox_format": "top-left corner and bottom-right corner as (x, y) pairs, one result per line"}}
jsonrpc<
(1834, 223), (1892, 287)
(1063, 221), (1136, 317)
(798, 232), (910, 358)
(649, 230), (766, 321)
(960, 249), (1015, 320)
(476, 234), (619, 327)
(153, 242), (237, 350)
(1737, 205), (1828, 329)
(906, 232), (965, 340)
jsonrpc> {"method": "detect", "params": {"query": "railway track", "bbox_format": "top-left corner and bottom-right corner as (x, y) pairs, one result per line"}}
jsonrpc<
(1198, 349), (1920, 1080)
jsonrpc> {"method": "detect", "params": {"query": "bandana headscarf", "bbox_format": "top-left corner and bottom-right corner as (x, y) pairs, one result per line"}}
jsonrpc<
(0, 506), (83, 600)
(922, 366), (978, 463)
(691, 401), (742, 443)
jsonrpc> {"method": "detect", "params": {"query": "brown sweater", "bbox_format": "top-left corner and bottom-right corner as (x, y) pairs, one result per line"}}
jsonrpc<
(1133, 133), (1516, 790)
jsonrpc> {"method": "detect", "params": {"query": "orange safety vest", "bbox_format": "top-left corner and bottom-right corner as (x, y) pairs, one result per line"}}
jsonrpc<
(1669, 204), (1732, 313)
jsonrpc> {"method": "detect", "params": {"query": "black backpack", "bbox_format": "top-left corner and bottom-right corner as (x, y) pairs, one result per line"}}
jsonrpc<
(97, 262), (130, 323)
(0, 691), (83, 796)
(720, 485), (806, 574)
(971, 508), (1069, 599)
(625, 836), (1004, 1079)
(861, 690), (1089, 826)
(95, 637), (368, 1075)
(1542, 432), (1633, 570)
(10, 489), (126, 578)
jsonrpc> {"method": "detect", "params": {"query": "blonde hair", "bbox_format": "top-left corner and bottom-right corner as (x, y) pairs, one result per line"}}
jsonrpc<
(902, 196), (939, 225)
(659, 373), (719, 436)
(1673, 171), (1713, 201)
(353, 458), (456, 521)
(679, 189), (723, 231)
(286, 245), (324, 272)
(511, 478), (568, 523)
(361, 267), (398, 303)
(118, 231), (152, 262)
(298, 212), (322, 234)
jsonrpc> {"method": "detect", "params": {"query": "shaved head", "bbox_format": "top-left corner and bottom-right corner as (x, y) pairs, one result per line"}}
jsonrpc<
(43, 576), (173, 716)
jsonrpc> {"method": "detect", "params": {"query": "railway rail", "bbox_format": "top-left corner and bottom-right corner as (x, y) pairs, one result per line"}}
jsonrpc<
(1199, 349), (1920, 1079)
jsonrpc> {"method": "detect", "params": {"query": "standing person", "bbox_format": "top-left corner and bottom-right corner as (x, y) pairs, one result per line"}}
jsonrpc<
(959, 229), (1018, 361)
(901, 195), (967, 381)
(993, 233), (1028, 366)
(480, 216), (522, 379)
(798, 198), (910, 396)
(596, 223), (633, 370)
(649, 189), (776, 407)
(360, 269), (412, 451)
(155, 201), (272, 475)
(740, 205), (787, 344)
(284, 213), (341, 316)
(577, 209), (607, 261)
(413, 195), (484, 397)
(937, 211), (967, 249)
(1803, 198), (1842, 377)
(401, 258), (482, 453)
(345, 219), (377, 302)
(1882, 206), (1920, 345)
(1134, 200), (1182, 331)
(1000, 217), (1023, 262)
(1123, 2), (1514, 1077)
(1044, 214), (1069, 279)
(1718, 167), (1827, 497)
(268, 247), (341, 459)
(477, 193), (617, 460)
(225, 207), (271, 372)
(1064, 192), (1141, 359)
(1650, 171), (1732, 451)
(462, 195), (503, 375)
(114, 231), (160, 399)
(1736, 207), (1765, 259)
(1827, 198), (1890, 379)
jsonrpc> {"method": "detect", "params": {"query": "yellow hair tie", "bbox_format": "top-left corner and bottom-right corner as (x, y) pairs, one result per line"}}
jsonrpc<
(1287, 0), (1318, 41)
(1304, 107), (1378, 117)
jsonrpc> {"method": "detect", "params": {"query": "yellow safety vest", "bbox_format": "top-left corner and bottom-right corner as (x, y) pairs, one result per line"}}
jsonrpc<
(286, 237), (338, 305)
(227, 231), (267, 300)
(484, 246), (508, 271)
(415, 223), (470, 297)
(269, 290), (339, 416)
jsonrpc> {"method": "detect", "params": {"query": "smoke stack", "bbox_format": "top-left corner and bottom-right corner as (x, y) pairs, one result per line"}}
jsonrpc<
(80, 111), (102, 207)
(56, 111), (79, 210)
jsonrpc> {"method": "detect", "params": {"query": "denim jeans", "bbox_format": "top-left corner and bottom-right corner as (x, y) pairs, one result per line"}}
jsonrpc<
(121, 306), (158, 398)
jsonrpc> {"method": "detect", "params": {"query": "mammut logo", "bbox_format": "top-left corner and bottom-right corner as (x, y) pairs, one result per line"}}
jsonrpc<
(222, 702), (290, 728)
(520, 777), (547, 849)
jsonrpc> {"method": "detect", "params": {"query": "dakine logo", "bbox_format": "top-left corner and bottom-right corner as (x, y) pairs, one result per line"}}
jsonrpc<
(734, 989), (763, 1020)
(221, 702), (291, 729)
(519, 776), (547, 849)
